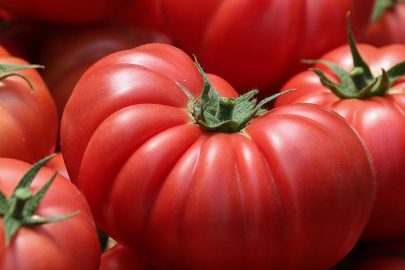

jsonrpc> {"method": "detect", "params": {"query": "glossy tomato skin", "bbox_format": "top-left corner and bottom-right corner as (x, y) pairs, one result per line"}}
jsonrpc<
(0, 48), (58, 163)
(0, 0), (133, 24)
(361, 2), (405, 47)
(275, 44), (405, 242)
(157, 0), (374, 98)
(0, 158), (100, 269)
(37, 23), (171, 121)
(61, 43), (375, 270)
(100, 244), (157, 270)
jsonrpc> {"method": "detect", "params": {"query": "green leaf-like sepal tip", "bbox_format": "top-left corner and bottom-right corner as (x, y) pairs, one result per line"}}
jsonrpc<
(303, 12), (405, 99)
(0, 64), (44, 93)
(177, 57), (295, 133)
(0, 154), (79, 246)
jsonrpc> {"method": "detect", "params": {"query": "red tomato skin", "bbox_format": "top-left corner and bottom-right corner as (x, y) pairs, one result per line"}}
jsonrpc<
(0, 158), (100, 269)
(361, 2), (405, 47)
(275, 44), (405, 242)
(156, 0), (374, 98)
(61, 43), (375, 270)
(37, 23), (171, 121)
(100, 244), (157, 270)
(44, 152), (69, 180)
(0, 50), (58, 163)
(0, 0), (133, 24)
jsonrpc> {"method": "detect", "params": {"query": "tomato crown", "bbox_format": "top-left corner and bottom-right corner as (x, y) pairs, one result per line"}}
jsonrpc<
(178, 59), (294, 133)
(304, 13), (405, 99)
(0, 155), (79, 246)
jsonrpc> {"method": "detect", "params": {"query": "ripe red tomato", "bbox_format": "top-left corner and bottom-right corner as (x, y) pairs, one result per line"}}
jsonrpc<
(0, 0), (133, 24)
(61, 43), (375, 270)
(0, 156), (100, 269)
(100, 244), (157, 270)
(361, 1), (405, 47)
(275, 36), (405, 241)
(37, 23), (171, 121)
(0, 48), (58, 163)
(156, 0), (374, 98)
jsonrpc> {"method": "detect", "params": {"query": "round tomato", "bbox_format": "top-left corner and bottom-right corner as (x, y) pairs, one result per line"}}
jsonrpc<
(156, 0), (374, 98)
(361, 0), (405, 47)
(275, 26), (405, 241)
(0, 48), (58, 163)
(60, 43), (375, 270)
(0, 0), (133, 24)
(0, 156), (100, 269)
(37, 22), (171, 121)
(100, 244), (157, 270)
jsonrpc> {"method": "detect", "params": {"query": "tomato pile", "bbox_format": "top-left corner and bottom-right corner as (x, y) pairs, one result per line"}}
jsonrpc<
(0, 0), (404, 269)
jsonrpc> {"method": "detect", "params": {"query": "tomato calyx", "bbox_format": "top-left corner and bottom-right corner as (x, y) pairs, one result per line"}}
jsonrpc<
(0, 64), (44, 93)
(177, 58), (294, 133)
(0, 155), (79, 246)
(304, 13), (405, 100)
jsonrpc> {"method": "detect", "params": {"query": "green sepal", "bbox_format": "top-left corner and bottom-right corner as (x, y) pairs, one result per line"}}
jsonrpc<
(370, 0), (405, 22)
(10, 154), (55, 200)
(0, 64), (44, 93)
(304, 12), (405, 99)
(0, 191), (8, 215)
(1, 154), (80, 246)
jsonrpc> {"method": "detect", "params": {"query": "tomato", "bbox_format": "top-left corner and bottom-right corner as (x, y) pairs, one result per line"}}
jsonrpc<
(361, 0), (405, 47)
(275, 22), (405, 241)
(0, 156), (100, 269)
(37, 22), (171, 121)
(100, 244), (157, 270)
(60, 43), (375, 270)
(156, 0), (374, 99)
(0, 0), (133, 24)
(0, 48), (58, 163)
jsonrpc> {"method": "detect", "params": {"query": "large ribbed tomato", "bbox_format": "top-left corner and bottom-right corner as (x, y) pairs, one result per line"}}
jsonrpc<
(60, 43), (375, 270)
(275, 22), (405, 241)
(156, 0), (374, 98)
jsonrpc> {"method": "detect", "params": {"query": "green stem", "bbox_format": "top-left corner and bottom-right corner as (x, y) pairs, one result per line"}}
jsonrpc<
(216, 97), (236, 122)
(11, 188), (33, 220)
